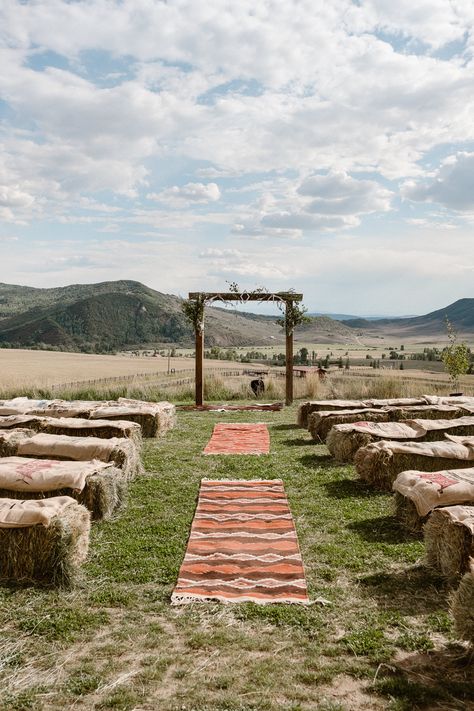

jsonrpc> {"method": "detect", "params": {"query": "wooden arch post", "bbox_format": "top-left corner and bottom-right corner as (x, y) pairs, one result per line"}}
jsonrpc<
(188, 291), (303, 407)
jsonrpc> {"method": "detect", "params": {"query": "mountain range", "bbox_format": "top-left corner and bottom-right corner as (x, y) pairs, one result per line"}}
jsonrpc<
(0, 281), (472, 352)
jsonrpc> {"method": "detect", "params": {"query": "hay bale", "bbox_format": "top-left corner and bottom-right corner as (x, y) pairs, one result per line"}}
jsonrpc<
(90, 400), (176, 438)
(326, 427), (373, 462)
(0, 497), (90, 587)
(424, 506), (474, 579)
(328, 418), (474, 463)
(38, 417), (142, 446)
(393, 468), (474, 533)
(0, 415), (42, 431)
(0, 457), (126, 521)
(308, 409), (389, 442)
(117, 398), (176, 434)
(6, 431), (143, 480)
(393, 492), (426, 533)
(0, 428), (36, 457)
(355, 440), (474, 491)
(297, 397), (439, 429)
(297, 400), (372, 428)
(390, 405), (464, 421)
(451, 560), (474, 644)
(419, 416), (474, 441)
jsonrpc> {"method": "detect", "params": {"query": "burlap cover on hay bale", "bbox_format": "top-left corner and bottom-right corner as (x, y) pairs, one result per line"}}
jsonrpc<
(393, 467), (474, 533)
(327, 421), (424, 462)
(451, 559), (474, 645)
(38, 417), (142, 445)
(0, 457), (126, 521)
(424, 505), (474, 579)
(297, 396), (474, 429)
(309, 405), (465, 443)
(90, 400), (176, 437)
(0, 496), (90, 587)
(0, 397), (176, 438)
(308, 409), (389, 442)
(389, 404), (465, 421)
(327, 416), (474, 463)
(297, 397), (433, 429)
(0, 430), (142, 480)
(355, 439), (474, 491)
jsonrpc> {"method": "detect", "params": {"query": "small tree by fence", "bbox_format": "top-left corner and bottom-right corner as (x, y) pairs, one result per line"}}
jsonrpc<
(441, 317), (470, 393)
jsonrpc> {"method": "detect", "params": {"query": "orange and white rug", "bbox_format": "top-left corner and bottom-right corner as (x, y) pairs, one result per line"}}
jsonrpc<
(171, 479), (309, 605)
(203, 423), (270, 455)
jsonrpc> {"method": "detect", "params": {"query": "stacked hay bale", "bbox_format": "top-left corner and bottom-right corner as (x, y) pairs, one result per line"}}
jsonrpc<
(308, 408), (390, 442)
(0, 396), (174, 587)
(451, 560), (474, 645)
(327, 416), (474, 463)
(0, 414), (142, 443)
(0, 429), (143, 480)
(327, 420), (424, 462)
(38, 417), (143, 444)
(0, 457), (126, 521)
(424, 506), (474, 579)
(392, 467), (474, 532)
(90, 399), (176, 437)
(308, 404), (464, 443)
(0, 496), (90, 587)
(297, 397), (434, 429)
(354, 439), (474, 491)
(298, 395), (474, 430)
(0, 397), (176, 438)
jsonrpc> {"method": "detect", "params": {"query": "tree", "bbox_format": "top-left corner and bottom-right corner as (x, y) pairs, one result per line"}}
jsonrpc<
(299, 347), (309, 364)
(441, 317), (470, 392)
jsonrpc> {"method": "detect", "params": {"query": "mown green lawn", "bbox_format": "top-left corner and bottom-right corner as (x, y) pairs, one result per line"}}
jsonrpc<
(0, 406), (473, 711)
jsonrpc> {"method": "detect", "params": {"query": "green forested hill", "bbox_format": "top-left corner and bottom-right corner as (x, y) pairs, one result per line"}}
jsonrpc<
(0, 281), (284, 352)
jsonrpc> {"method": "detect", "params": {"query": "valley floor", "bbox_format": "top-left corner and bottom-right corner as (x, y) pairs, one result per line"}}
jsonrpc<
(1, 407), (473, 711)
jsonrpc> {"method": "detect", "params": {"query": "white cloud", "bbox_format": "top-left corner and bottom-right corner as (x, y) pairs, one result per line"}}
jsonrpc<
(403, 152), (474, 212)
(147, 182), (221, 207)
(298, 172), (393, 215)
(0, 1), (473, 313)
(261, 212), (355, 232)
(198, 248), (242, 258)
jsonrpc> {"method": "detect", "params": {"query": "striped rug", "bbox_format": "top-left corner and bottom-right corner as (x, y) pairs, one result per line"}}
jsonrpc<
(203, 423), (270, 455)
(171, 479), (309, 605)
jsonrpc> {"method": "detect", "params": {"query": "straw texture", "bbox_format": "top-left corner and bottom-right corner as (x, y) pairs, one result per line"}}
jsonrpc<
(0, 499), (90, 587)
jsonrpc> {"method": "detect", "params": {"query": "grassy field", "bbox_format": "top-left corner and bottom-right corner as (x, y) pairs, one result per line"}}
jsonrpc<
(1, 405), (473, 711)
(0, 350), (241, 393)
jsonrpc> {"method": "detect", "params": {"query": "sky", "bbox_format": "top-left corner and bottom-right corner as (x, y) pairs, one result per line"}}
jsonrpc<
(0, 0), (473, 317)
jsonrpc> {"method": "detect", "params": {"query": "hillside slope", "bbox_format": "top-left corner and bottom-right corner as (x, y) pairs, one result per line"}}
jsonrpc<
(0, 281), (368, 352)
(0, 281), (284, 351)
(344, 298), (474, 338)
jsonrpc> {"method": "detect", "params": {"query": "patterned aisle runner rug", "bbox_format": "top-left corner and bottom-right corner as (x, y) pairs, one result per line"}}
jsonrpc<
(203, 423), (270, 455)
(171, 479), (309, 605)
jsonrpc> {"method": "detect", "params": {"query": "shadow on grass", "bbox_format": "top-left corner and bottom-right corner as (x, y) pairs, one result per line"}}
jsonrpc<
(347, 515), (418, 543)
(372, 647), (474, 709)
(281, 437), (315, 447)
(299, 453), (346, 470)
(359, 565), (447, 615)
(272, 424), (301, 431)
(323, 478), (387, 499)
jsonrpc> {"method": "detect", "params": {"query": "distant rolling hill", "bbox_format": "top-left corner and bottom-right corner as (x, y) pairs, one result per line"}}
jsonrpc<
(0, 280), (369, 353)
(0, 281), (284, 352)
(3, 280), (470, 352)
(343, 298), (474, 339)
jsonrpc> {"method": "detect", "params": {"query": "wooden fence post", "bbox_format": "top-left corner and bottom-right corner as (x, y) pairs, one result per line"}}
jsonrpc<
(195, 327), (204, 406)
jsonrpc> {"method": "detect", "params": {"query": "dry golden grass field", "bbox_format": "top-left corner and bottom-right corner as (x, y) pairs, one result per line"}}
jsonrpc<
(0, 349), (237, 391)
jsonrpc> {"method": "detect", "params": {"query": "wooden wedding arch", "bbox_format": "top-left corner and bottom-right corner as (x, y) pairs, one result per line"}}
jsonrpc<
(188, 291), (303, 407)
